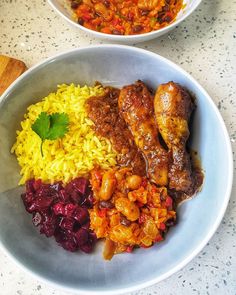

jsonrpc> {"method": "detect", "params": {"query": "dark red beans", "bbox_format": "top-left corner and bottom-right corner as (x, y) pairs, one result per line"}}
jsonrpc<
(163, 5), (170, 12)
(71, 1), (79, 9)
(22, 178), (97, 254)
(112, 29), (123, 35)
(120, 214), (131, 227)
(78, 17), (84, 25)
(140, 9), (150, 16)
(99, 200), (114, 209)
(132, 25), (143, 33)
(163, 15), (172, 22)
(103, 0), (110, 8)
(165, 218), (176, 227)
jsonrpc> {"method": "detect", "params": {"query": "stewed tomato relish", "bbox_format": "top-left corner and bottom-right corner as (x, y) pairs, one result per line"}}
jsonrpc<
(70, 0), (183, 35)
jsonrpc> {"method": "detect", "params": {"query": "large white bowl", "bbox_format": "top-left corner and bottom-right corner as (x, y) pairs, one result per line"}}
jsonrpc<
(47, 0), (202, 43)
(0, 45), (233, 294)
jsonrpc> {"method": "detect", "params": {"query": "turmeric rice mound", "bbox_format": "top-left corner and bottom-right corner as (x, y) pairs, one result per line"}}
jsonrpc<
(11, 84), (117, 185)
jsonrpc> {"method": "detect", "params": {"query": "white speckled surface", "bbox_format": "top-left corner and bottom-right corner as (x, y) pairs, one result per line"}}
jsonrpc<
(0, 0), (236, 294)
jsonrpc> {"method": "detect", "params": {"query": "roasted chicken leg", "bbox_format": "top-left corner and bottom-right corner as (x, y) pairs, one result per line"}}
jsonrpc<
(154, 82), (195, 193)
(118, 80), (169, 186)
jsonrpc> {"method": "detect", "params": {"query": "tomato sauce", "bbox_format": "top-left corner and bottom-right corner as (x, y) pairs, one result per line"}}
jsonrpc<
(69, 0), (183, 35)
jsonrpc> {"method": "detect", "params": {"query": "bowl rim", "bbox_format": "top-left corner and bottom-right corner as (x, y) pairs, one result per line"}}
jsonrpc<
(0, 44), (233, 294)
(47, 0), (202, 41)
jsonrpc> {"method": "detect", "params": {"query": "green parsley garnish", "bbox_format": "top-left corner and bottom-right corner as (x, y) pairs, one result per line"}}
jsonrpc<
(32, 112), (69, 156)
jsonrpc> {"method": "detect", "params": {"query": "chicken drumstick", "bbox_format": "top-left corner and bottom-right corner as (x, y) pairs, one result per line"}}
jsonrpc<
(154, 82), (195, 193)
(118, 80), (169, 186)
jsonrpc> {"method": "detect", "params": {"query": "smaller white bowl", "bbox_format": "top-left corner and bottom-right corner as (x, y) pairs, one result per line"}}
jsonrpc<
(47, 0), (202, 43)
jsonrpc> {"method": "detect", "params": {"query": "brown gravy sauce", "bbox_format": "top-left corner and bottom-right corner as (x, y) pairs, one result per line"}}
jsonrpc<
(86, 87), (146, 176)
(86, 86), (204, 204)
(168, 150), (204, 205)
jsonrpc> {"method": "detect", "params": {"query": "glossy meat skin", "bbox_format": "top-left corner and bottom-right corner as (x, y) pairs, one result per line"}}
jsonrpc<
(118, 80), (169, 186)
(154, 82), (195, 193)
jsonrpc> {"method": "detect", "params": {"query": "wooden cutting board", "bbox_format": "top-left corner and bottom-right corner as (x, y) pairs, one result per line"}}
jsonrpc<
(0, 55), (27, 95)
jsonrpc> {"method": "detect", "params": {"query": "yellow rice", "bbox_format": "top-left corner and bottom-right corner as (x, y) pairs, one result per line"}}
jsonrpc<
(11, 84), (117, 185)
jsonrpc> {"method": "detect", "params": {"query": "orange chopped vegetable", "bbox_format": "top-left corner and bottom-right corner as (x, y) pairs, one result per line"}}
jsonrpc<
(89, 168), (176, 259)
(69, 0), (183, 35)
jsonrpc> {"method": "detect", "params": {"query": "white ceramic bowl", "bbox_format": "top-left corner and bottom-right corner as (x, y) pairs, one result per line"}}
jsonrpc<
(47, 0), (202, 43)
(0, 45), (233, 294)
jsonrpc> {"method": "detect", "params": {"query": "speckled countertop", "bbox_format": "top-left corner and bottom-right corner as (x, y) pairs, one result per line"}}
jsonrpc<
(0, 0), (236, 294)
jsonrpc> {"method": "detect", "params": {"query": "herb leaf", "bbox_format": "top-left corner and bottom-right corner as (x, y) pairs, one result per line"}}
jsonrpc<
(47, 113), (69, 140)
(32, 112), (69, 156)
(32, 112), (50, 140)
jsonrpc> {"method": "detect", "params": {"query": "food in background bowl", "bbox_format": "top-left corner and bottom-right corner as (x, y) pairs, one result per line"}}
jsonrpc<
(12, 79), (203, 260)
(69, 0), (183, 35)
(47, 0), (202, 43)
